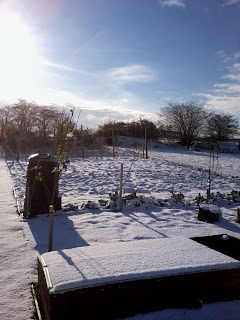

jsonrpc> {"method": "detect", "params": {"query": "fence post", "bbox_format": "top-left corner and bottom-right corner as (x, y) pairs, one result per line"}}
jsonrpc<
(48, 205), (54, 252)
(112, 128), (115, 158)
(145, 123), (148, 159)
(26, 186), (30, 218)
(119, 164), (123, 211)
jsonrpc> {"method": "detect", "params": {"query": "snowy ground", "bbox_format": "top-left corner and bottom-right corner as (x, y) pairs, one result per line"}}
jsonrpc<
(3, 141), (240, 319)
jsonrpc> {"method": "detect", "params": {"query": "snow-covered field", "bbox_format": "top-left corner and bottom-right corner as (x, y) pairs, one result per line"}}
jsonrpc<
(3, 141), (240, 319)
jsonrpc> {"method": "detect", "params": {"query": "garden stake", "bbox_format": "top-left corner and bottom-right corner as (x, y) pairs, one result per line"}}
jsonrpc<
(119, 164), (123, 211)
(145, 123), (148, 159)
(48, 205), (54, 252)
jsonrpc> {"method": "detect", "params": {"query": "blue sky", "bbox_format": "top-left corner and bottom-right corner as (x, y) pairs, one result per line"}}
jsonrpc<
(0, 0), (240, 128)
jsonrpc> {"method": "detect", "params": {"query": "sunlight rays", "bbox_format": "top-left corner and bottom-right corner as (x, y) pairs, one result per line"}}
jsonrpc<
(0, 9), (43, 96)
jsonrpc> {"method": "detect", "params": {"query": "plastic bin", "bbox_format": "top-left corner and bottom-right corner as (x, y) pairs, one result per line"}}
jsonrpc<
(23, 153), (61, 217)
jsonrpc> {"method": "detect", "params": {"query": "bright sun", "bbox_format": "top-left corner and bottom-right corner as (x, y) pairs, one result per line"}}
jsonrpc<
(0, 9), (42, 98)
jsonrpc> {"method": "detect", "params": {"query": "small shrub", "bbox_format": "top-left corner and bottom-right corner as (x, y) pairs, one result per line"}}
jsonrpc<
(81, 201), (98, 210)
(62, 203), (78, 212)
(98, 199), (108, 207)
(123, 190), (137, 201)
(195, 193), (206, 205)
(109, 191), (119, 202)
(170, 191), (184, 203)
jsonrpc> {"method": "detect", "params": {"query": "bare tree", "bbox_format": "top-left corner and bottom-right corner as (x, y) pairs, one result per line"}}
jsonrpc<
(0, 101), (69, 156)
(159, 102), (208, 147)
(0, 106), (12, 144)
(36, 105), (63, 149)
(205, 113), (239, 141)
(10, 99), (39, 156)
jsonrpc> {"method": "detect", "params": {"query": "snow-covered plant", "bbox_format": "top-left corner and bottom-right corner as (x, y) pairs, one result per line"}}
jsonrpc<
(123, 190), (137, 201)
(81, 200), (99, 210)
(98, 199), (108, 207)
(62, 203), (78, 212)
(195, 193), (205, 205)
(109, 191), (119, 202)
(228, 190), (240, 203)
(170, 191), (184, 203)
(206, 145), (219, 202)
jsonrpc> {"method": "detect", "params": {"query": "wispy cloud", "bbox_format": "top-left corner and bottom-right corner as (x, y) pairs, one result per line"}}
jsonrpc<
(197, 51), (240, 119)
(222, 0), (240, 8)
(105, 65), (155, 83)
(158, 0), (186, 8)
(1, 86), (157, 128)
(42, 61), (78, 73)
(39, 88), (157, 128)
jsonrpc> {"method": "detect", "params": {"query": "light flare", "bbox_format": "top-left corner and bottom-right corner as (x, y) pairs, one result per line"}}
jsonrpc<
(0, 9), (43, 95)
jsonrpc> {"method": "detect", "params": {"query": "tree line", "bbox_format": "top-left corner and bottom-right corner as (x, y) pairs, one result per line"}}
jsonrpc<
(0, 100), (76, 157)
(160, 102), (239, 147)
(0, 100), (238, 157)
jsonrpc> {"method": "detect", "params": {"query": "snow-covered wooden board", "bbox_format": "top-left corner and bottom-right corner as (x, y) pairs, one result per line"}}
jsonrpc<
(39, 237), (240, 294)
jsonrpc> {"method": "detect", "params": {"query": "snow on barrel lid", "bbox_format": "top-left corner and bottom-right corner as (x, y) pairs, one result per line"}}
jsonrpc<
(200, 204), (221, 214)
(39, 237), (240, 294)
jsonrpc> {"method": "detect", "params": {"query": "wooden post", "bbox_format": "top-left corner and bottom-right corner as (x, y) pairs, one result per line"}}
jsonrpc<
(81, 125), (85, 159)
(26, 186), (30, 218)
(101, 136), (104, 159)
(142, 136), (145, 159)
(119, 164), (123, 211)
(48, 205), (54, 252)
(145, 123), (148, 159)
(112, 128), (115, 158)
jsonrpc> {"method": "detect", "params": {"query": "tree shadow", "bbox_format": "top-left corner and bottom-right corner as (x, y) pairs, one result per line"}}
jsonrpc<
(123, 208), (169, 238)
(28, 211), (89, 254)
(216, 218), (240, 235)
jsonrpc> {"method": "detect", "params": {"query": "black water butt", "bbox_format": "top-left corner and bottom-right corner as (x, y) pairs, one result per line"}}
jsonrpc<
(23, 153), (61, 217)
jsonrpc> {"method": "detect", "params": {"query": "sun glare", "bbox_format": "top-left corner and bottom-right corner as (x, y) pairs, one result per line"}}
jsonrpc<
(0, 10), (42, 98)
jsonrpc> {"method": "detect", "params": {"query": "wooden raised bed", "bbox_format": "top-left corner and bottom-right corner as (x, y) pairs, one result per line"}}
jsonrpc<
(38, 237), (240, 320)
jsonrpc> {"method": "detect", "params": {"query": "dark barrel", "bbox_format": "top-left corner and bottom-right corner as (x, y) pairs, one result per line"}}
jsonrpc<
(23, 153), (61, 217)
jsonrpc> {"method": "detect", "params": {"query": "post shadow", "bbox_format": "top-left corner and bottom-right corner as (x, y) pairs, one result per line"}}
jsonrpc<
(28, 211), (89, 254)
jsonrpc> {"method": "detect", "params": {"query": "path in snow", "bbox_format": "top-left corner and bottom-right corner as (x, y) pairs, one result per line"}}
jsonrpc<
(0, 160), (36, 320)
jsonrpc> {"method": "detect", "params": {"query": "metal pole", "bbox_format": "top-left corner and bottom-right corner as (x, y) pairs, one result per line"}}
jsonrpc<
(48, 205), (54, 252)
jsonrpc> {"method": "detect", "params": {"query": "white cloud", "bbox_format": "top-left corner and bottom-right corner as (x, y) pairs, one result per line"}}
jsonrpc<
(158, 0), (185, 8)
(223, 62), (240, 81)
(223, 0), (240, 8)
(197, 51), (240, 121)
(1, 87), (157, 128)
(105, 65), (155, 83)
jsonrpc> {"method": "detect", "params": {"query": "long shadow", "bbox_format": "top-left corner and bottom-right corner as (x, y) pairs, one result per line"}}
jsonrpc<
(123, 208), (168, 238)
(216, 218), (240, 234)
(58, 247), (110, 281)
(28, 211), (89, 254)
(58, 250), (87, 280)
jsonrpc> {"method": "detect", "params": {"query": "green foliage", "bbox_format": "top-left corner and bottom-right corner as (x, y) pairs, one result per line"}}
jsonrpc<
(81, 200), (99, 210)
(170, 191), (184, 203)
(34, 164), (43, 182)
(123, 190), (137, 201)
(227, 190), (240, 203)
(98, 199), (108, 207)
(109, 191), (119, 202)
(62, 203), (78, 212)
(195, 190), (240, 205)
(194, 193), (206, 205)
